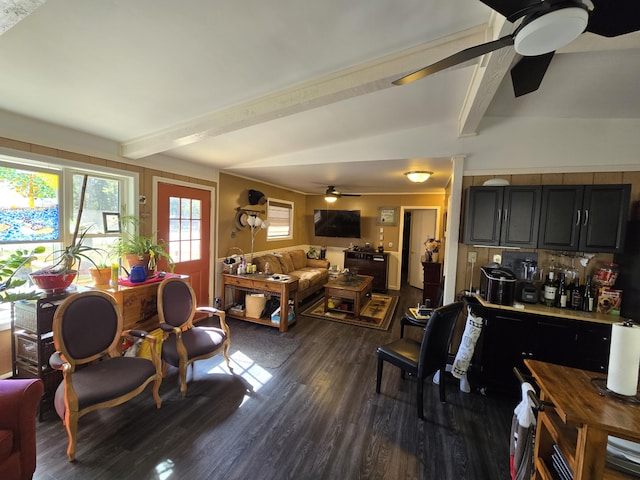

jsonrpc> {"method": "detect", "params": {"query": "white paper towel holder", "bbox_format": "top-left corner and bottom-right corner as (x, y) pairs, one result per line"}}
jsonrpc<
(591, 377), (640, 403)
(592, 320), (640, 403)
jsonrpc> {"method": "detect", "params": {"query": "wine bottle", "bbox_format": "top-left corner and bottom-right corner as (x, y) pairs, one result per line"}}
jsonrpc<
(570, 278), (582, 310)
(543, 272), (557, 307)
(582, 275), (594, 312)
(557, 273), (567, 308)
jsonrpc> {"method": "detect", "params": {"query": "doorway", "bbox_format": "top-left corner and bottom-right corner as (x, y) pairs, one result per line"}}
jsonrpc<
(401, 208), (438, 289)
(155, 181), (215, 306)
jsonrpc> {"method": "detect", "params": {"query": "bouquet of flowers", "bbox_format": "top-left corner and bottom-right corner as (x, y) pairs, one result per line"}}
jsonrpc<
(424, 238), (441, 262)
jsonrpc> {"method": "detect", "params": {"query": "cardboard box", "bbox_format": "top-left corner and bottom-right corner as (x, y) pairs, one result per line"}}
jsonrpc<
(597, 287), (622, 315)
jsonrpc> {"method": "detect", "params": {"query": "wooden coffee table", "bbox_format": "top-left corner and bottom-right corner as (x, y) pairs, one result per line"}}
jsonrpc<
(324, 274), (373, 317)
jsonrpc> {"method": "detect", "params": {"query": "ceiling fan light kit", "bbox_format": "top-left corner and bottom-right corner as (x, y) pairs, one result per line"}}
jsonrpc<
(324, 194), (338, 203)
(392, 0), (637, 97)
(513, 5), (589, 56)
(405, 171), (433, 183)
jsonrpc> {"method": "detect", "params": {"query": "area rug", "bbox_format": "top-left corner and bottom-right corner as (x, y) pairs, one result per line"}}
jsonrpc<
(301, 294), (399, 330)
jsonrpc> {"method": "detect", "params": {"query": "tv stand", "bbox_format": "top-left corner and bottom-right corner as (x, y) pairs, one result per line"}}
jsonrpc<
(343, 250), (388, 293)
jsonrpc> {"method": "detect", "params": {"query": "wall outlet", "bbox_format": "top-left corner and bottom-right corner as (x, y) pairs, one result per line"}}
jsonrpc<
(493, 254), (502, 264)
(468, 251), (477, 263)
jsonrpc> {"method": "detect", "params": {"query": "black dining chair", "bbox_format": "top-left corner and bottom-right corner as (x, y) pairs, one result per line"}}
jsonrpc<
(376, 301), (463, 419)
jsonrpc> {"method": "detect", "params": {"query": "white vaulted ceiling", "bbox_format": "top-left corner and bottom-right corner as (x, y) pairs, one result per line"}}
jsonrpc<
(0, 0), (639, 195)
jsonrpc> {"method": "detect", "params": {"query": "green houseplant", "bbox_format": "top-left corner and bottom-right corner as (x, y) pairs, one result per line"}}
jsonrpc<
(30, 228), (107, 291)
(112, 215), (174, 272)
(0, 247), (46, 302)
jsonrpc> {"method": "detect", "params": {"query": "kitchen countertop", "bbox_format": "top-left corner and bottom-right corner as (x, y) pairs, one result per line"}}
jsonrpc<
(472, 293), (624, 326)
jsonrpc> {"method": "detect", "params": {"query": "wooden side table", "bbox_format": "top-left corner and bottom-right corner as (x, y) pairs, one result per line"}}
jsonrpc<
(221, 273), (299, 332)
(525, 359), (640, 479)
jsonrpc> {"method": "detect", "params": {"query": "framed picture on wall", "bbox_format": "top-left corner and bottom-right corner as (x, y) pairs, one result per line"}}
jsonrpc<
(102, 212), (121, 233)
(377, 207), (398, 226)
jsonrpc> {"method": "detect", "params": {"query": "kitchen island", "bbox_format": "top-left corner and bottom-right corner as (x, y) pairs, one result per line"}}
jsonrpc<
(468, 294), (623, 396)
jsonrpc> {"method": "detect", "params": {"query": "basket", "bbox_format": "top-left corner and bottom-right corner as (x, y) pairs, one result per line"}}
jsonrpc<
(245, 293), (267, 318)
(222, 247), (245, 273)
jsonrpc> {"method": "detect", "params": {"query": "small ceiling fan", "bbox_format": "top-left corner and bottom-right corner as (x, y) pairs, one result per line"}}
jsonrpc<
(324, 186), (361, 202)
(393, 0), (640, 97)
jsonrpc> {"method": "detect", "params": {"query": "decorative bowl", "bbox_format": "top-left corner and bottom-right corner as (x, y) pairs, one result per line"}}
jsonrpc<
(30, 271), (77, 292)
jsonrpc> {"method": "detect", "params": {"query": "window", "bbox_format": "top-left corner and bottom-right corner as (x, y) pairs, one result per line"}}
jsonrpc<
(0, 165), (61, 242)
(167, 196), (201, 262)
(0, 157), (135, 282)
(267, 199), (293, 240)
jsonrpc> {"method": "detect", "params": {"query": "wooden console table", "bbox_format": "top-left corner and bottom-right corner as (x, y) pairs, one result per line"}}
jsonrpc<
(525, 359), (640, 480)
(221, 273), (299, 332)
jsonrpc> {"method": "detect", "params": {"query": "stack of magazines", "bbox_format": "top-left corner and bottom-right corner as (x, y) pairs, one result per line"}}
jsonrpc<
(607, 436), (640, 476)
(551, 444), (573, 480)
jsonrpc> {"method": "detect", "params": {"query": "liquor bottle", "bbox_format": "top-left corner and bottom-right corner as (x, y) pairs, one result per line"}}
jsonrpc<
(543, 272), (557, 307)
(582, 275), (594, 312)
(570, 278), (582, 310)
(557, 273), (568, 308)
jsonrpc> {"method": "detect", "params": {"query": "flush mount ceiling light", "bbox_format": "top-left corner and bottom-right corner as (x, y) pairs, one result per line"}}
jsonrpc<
(404, 171), (433, 183)
(0, 0), (47, 35)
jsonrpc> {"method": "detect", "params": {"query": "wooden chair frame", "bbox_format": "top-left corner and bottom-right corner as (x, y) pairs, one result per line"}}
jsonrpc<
(157, 277), (231, 396)
(51, 290), (162, 461)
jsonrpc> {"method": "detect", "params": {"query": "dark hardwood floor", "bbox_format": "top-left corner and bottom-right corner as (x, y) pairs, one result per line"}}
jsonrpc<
(33, 284), (515, 480)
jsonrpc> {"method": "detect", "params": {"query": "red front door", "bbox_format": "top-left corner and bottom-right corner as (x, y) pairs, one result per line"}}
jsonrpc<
(156, 182), (212, 305)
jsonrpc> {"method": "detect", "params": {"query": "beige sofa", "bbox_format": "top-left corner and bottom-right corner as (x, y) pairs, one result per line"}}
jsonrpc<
(252, 249), (329, 302)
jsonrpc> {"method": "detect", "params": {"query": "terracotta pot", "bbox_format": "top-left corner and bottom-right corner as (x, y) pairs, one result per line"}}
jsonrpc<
(124, 253), (150, 271)
(90, 267), (112, 286)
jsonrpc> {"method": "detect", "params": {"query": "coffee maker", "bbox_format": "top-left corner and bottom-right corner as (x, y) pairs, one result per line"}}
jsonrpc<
(516, 259), (540, 303)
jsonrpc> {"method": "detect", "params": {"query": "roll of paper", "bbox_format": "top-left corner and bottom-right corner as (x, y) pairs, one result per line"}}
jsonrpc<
(607, 322), (640, 396)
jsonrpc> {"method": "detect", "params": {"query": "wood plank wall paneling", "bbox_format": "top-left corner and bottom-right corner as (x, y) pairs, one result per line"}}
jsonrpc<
(454, 171), (639, 297)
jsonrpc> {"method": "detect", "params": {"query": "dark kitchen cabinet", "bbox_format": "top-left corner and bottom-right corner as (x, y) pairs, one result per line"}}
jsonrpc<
(473, 307), (611, 395)
(462, 186), (541, 248)
(538, 184), (631, 253)
(343, 251), (388, 293)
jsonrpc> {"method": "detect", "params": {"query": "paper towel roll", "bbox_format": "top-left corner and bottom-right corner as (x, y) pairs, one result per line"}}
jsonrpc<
(607, 322), (640, 396)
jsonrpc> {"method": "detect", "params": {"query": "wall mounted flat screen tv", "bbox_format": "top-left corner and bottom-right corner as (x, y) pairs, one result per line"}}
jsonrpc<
(314, 209), (361, 238)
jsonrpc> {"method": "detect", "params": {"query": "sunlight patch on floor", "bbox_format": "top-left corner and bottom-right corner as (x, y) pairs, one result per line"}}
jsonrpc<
(207, 350), (273, 406)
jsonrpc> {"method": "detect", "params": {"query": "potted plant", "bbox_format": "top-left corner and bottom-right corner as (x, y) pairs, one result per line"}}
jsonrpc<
(112, 215), (174, 273)
(89, 262), (113, 286)
(30, 228), (107, 292)
(0, 247), (46, 302)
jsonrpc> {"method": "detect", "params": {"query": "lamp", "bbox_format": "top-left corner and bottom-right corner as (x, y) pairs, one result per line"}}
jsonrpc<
(404, 171), (433, 183)
(246, 214), (268, 262)
(324, 194), (338, 203)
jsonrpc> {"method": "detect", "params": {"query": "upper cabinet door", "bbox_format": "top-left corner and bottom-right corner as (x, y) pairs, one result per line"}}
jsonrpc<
(463, 186), (503, 245)
(538, 186), (583, 251)
(538, 184), (631, 253)
(579, 184), (631, 253)
(463, 186), (540, 247)
(500, 186), (541, 248)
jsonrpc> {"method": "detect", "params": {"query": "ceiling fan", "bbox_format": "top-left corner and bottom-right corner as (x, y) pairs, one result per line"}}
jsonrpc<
(393, 0), (640, 97)
(324, 186), (361, 202)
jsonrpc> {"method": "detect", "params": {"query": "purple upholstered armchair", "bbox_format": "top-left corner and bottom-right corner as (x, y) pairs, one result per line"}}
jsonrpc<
(0, 378), (44, 480)
(157, 277), (231, 396)
(49, 290), (162, 461)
